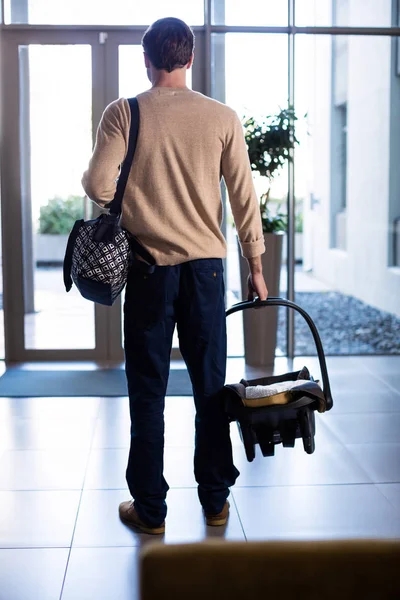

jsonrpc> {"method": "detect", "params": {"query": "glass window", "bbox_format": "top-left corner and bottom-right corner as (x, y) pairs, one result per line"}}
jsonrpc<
(212, 0), (288, 26)
(20, 45), (95, 350)
(0, 178), (3, 359)
(118, 45), (192, 99)
(220, 33), (289, 208)
(295, 0), (394, 27)
(119, 46), (153, 98)
(294, 34), (400, 356)
(4, 0), (204, 25)
(212, 33), (289, 358)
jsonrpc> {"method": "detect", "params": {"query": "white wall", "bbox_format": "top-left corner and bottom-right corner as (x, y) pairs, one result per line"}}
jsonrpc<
(307, 0), (400, 317)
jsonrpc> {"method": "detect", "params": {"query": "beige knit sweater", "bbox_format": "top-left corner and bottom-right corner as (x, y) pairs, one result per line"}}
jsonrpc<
(82, 87), (265, 266)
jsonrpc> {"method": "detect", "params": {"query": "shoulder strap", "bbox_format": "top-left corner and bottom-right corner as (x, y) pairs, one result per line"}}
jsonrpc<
(63, 219), (84, 292)
(107, 97), (139, 216)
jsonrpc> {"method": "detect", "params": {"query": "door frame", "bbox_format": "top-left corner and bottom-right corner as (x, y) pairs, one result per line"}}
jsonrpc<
(0, 28), (205, 362)
(0, 29), (110, 362)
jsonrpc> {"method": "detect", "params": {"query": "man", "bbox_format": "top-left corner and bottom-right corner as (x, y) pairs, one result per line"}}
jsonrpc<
(82, 17), (268, 535)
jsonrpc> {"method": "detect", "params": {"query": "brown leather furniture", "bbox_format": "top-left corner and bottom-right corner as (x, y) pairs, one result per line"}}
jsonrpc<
(140, 539), (400, 600)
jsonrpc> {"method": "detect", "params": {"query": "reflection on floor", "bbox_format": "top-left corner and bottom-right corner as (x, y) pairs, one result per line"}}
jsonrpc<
(0, 355), (399, 599)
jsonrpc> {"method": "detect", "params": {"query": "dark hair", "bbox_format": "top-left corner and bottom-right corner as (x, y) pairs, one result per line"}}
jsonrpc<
(142, 17), (194, 73)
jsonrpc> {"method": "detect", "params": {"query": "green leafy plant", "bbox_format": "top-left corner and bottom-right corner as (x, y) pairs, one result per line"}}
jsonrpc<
(243, 106), (300, 233)
(39, 195), (84, 235)
(259, 192), (287, 233)
(295, 209), (303, 233)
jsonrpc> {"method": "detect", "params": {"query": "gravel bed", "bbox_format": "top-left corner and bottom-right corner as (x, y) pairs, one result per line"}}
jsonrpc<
(276, 291), (400, 355)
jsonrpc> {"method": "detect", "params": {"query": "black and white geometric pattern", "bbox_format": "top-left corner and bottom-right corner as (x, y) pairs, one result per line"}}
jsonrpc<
(71, 220), (131, 303)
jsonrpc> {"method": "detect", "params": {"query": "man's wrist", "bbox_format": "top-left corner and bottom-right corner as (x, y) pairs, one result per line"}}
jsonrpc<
(246, 255), (263, 275)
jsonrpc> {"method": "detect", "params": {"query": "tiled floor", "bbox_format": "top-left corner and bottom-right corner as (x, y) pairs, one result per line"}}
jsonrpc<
(0, 355), (399, 599)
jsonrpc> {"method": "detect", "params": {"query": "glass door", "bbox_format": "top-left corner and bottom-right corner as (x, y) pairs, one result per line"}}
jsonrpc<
(22, 44), (95, 352)
(0, 28), (205, 362)
(0, 30), (111, 361)
(211, 32), (289, 359)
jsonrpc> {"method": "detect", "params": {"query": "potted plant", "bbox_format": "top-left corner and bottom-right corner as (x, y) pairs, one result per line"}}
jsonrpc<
(36, 195), (84, 265)
(238, 106), (299, 366)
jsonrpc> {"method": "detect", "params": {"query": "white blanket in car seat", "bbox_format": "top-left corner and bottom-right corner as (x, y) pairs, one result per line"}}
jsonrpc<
(245, 379), (310, 400)
(225, 371), (325, 411)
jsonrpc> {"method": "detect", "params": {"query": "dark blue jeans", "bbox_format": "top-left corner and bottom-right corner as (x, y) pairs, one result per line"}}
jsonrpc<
(123, 258), (239, 527)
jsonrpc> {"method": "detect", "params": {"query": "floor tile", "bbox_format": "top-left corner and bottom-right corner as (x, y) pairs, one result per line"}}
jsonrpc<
(84, 449), (127, 489)
(328, 389), (400, 413)
(164, 396), (196, 415)
(322, 356), (365, 371)
(93, 407), (245, 451)
(2, 353), (399, 600)
(0, 548), (68, 600)
(346, 443), (400, 483)
(0, 449), (89, 490)
(323, 413), (400, 444)
(73, 488), (245, 547)
(232, 484), (400, 540)
(0, 396), (100, 420)
(326, 373), (386, 394)
(97, 397), (130, 422)
(73, 489), (138, 547)
(93, 399), (196, 449)
(232, 424), (371, 487)
(91, 418), (130, 449)
(374, 374), (400, 393)
(85, 447), (196, 490)
(0, 399), (15, 421)
(225, 356), (365, 383)
(376, 484), (400, 516)
(163, 488), (245, 543)
(357, 355), (400, 374)
(0, 491), (80, 548)
(165, 410), (196, 447)
(62, 547), (139, 600)
(354, 358), (400, 393)
(96, 396), (194, 424)
(164, 447), (197, 488)
(0, 417), (96, 450)
(294, 356), (368, 376)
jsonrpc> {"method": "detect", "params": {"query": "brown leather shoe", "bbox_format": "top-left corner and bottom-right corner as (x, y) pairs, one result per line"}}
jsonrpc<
(119, 500), (165, 535)
(204, 501), (230, 526)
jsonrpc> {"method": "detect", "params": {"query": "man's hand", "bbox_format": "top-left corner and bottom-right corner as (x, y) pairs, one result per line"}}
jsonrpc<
(247, 272), (268, 302)
(246, 256), (268, 302)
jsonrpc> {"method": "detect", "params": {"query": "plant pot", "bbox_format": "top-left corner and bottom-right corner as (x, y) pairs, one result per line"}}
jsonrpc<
(238, 232), (284, 366)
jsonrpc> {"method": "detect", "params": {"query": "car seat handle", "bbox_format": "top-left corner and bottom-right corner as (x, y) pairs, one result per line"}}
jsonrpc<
(226, 297), (333, 411)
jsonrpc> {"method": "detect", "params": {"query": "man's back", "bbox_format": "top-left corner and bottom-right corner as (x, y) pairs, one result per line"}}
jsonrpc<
(82, 87), (264, 265)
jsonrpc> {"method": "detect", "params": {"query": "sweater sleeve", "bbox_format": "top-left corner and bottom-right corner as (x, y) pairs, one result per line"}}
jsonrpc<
(82, 98), (130, 208)
(221, 111), (265, 259)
